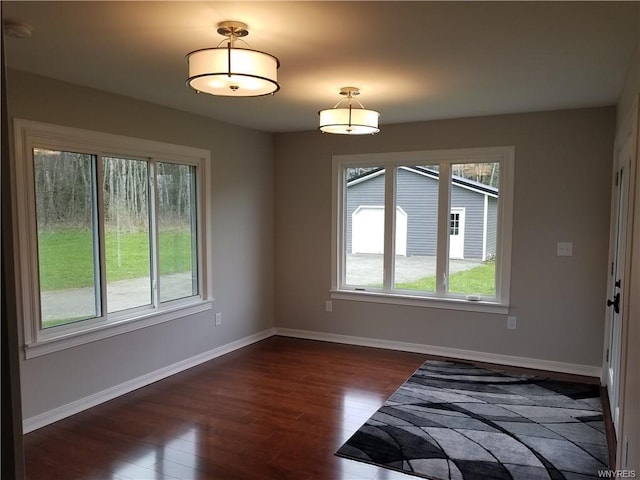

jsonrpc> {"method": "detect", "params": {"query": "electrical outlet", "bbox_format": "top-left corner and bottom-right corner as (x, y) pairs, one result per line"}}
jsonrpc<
(215, 312), (222, 326)
(557, 242), (573, 257)
(325, 300), (333, 312)
(507, 316), (517, 330)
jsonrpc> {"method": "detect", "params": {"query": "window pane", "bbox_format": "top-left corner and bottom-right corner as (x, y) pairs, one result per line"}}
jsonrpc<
(33, 149), (100, 328)
(393, 165), (439, 292)
(103, 156), (152, 312)
(158, 162), (198, 302)
(448, 162), (499, 297)
(345, 167), (385, 287)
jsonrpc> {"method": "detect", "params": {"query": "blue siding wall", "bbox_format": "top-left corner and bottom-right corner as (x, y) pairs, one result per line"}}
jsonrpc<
(347, 168), (491, 259)
(396, 169), (438, 255)
(487, 197), (498, 259)
(450, 184), (484, 259)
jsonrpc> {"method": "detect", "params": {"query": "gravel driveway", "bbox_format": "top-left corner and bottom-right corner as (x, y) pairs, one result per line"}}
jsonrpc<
(40, 273), (194, 323)
(345, 254), (482, 285)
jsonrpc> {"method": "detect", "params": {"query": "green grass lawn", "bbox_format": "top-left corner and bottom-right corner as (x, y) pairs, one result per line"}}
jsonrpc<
(37, 229), (193, 291)
(395, 262), (496, 295)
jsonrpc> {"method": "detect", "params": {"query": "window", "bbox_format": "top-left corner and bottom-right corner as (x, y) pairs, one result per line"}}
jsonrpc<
(331, 147), (514, 313)
(450, 212), (460, 235)
(13, 120), (212, 357)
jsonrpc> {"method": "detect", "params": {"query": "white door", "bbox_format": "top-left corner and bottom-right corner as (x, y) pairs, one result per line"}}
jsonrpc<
(352, 206), (407, 256)
(449, 208), (465, 259)
(606, 128), (632, 433)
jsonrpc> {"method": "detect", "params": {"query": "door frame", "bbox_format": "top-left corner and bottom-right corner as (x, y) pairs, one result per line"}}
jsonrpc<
(603, 97), (639, 449)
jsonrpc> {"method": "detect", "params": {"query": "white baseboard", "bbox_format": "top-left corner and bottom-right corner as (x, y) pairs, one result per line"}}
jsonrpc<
(274, 327), (602, 379)
(24, 326), (602, 433)
(23, 328), (277, 433)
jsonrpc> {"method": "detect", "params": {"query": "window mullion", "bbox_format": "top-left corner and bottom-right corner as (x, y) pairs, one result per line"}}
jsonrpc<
(383, 166), (396, 291)
(25, 140), (42, 343)
(436, 162), (451, 296)
(95, 154), (108, 319)
(495, 149), (515, 304)
(149, 160), (160, 308)
(190, 166), (199, 297)
(337, 166), (347, 289)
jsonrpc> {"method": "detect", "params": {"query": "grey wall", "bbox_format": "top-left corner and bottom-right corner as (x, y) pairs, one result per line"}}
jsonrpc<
(617, 20), (640, 130)
(6, 69), (619, 423)
(8, 70), (275, 420)
(274, 107), (614, 368)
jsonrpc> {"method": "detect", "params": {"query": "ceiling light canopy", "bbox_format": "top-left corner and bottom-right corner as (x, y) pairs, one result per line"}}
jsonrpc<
(186, 21), (280, 97)
(318, 87), (380, 135)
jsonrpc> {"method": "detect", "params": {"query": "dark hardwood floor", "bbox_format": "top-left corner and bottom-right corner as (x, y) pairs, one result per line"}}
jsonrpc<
(23, 337), (609, 480)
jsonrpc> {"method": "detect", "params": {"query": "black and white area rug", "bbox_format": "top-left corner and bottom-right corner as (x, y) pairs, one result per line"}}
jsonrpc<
(336, 360), (608, 479)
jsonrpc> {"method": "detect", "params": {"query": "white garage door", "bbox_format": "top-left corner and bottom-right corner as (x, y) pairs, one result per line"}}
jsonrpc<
(352, 206), (407, 256)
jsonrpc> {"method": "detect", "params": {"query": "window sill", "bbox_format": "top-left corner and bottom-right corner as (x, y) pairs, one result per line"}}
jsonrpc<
(24, 299), (214, 359)
(330, 289), (508, 314)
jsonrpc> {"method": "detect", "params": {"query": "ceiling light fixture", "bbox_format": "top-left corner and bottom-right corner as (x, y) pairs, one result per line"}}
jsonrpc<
(185, 21), (279, 97)
(318, 87), (380, 135)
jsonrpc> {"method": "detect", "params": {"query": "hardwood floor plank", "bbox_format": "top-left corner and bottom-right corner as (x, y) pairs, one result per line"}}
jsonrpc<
(23, 337), (608, 479)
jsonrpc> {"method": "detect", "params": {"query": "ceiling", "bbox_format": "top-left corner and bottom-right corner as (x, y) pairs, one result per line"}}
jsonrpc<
(3, 1), (638, 133)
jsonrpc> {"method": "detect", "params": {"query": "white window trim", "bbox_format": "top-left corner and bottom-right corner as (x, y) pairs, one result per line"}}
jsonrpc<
(12, 119), (214, 358)
(330, 146), (514, 314)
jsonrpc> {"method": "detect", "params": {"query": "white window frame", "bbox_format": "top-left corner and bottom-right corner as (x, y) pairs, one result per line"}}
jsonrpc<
(330, 146), (514, 314)
(12, 119), (214, 358)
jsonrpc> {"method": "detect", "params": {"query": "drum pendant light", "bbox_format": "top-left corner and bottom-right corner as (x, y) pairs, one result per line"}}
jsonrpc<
(186, 21), (280, 97)
(318, 87), (380, 135)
